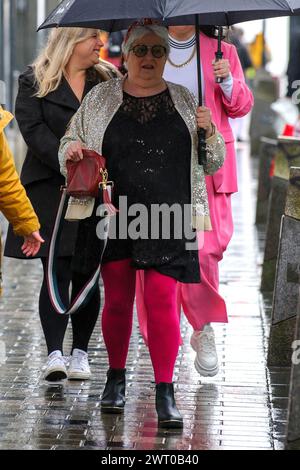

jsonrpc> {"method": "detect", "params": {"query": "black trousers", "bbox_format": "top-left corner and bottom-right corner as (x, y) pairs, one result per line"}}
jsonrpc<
(39, 257), (100, 355)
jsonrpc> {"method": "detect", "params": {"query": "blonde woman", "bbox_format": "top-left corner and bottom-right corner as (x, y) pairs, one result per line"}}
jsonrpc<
(5, 28), (119, 381)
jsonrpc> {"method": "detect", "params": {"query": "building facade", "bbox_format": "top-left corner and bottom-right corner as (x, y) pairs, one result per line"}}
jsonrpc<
(0, 0), (60, 108)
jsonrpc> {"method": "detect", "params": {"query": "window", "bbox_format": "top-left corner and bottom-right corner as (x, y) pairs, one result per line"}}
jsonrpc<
(0, 0), (60, 108)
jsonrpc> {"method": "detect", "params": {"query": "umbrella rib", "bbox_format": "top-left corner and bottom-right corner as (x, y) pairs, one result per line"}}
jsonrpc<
(161, 0), (167, 18)
(285, 0), (294, 12)
(225, 11), (230, 27)
(111, 18), (115, 34)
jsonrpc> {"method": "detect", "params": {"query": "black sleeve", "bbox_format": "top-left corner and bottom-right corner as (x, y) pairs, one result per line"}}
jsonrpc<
(239, 45), (253, 71)
(15, 68), (61, 173)
(287, 32), (300, 97)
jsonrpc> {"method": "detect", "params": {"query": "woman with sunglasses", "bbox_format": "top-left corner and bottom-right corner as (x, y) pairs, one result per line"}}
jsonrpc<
(59, 21), (225, 428)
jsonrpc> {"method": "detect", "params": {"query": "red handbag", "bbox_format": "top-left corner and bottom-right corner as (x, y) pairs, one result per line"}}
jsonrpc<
(66, 149), (117, 215)
(46, 149), (117, 316)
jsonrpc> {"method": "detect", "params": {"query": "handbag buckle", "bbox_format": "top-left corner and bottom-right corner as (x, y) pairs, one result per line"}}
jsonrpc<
(100, 168), (110, 189)
(99, 169), (114, 189)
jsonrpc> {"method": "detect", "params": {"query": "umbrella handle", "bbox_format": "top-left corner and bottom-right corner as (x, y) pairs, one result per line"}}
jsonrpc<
(215, 26), (224, 84)
(195, 15), (207, 166)
(215, 50), (224, 84)
(197, 128), (207, 166)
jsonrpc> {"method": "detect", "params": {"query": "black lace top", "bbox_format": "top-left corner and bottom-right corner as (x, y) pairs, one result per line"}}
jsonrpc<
(101, 89), (200, 283)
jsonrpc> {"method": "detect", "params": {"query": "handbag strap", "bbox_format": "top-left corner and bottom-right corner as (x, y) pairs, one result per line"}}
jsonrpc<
(46, 188), (109, 315)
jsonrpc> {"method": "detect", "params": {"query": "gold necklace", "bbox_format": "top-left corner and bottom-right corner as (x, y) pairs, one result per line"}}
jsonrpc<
(167, 46), (196, 68)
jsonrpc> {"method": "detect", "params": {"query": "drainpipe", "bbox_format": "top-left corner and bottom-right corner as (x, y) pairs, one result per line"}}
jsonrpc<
(37, 0), (46, 51)
(3, 0), (11, 107)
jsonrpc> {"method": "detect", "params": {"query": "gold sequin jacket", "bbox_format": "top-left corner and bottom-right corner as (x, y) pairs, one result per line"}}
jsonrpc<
(59, 78), (225, 231)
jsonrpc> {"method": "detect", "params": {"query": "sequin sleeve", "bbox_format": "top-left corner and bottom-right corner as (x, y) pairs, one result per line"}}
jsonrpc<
(204, 131), (226, 175)
(182, 87), (225, 176)
(58, 95), (90, 177)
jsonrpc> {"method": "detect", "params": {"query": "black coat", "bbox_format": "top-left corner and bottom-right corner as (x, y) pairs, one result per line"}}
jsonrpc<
(4, 67), (104, 259)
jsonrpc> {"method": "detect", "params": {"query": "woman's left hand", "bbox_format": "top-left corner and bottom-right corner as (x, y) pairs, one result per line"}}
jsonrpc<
(212, 58), (231, 80)
(196, 106), (214, 139)
(21, 231), (45, 257)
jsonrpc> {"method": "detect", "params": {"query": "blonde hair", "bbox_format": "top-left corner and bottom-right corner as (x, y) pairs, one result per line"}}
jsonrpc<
(33, 27), (116, 97)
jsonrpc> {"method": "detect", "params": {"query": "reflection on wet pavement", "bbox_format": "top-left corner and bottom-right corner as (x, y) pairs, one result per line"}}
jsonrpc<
(0, 144), (288, 450)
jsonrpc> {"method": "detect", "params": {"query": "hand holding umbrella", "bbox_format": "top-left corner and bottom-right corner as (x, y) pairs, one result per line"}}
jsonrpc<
(196, 107), (214, 138)
(213, 57), (231, 82)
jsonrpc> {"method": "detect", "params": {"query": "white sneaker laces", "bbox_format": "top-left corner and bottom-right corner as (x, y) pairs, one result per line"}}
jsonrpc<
(198, 331), (216, 354)
(71, 351), (89, 371)
(45, 354), (66, 372)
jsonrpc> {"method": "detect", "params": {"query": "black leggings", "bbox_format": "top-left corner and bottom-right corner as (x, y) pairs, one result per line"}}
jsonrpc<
(39, 257), (101, 355)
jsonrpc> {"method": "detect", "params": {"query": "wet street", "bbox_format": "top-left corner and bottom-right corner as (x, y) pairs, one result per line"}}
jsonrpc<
(0, 144), (289, 450)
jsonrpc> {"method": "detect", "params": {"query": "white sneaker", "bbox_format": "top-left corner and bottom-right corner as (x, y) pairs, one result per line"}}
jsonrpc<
(190, 325), (219, 377)
(68, 349), (91, 380)
(44, 350), (68, 381)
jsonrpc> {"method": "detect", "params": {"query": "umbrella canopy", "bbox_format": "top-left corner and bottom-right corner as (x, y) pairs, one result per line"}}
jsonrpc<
(39, 0), (300, 31)
(38, 0), (300, 165)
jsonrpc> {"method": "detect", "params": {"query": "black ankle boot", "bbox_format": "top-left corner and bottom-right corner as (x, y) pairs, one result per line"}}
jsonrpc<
(155, 382), (183, 429)
(101, 368), (126, 413)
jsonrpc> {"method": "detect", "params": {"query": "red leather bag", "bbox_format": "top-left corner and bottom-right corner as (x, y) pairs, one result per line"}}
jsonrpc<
(66, 149), (117, 214)
(66, 149), (107, 198)
(49, 149), (115, 316)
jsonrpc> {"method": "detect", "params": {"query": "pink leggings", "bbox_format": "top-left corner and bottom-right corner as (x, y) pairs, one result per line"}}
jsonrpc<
(101, 259), (180, 383)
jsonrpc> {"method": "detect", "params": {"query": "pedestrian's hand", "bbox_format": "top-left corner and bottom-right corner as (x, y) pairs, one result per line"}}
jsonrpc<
(212, 58), (231, 80)
(65, 141), (86, 162)
(21, 231), (45, 257)
(196, 106), (214, 138)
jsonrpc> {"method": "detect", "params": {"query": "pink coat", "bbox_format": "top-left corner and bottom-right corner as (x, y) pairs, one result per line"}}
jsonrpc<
(200, 32), (254, 193)
(136, 34), (254, 342)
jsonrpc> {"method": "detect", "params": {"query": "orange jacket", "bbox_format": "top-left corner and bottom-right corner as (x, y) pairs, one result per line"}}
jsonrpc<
(249, 33), (271, 70)
(0, 107), (40, 236)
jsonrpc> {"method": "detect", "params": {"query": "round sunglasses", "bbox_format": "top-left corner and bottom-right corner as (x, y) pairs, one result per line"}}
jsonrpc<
(129, 44), (167, 59)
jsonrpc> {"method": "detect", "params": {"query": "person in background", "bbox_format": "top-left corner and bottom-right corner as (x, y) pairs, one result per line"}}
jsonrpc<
(4, 27), (118, 382)
(248, 32), (271, 71)
(135, 24), (253, 379)
(100, 31), (125, 69)
(0, 106), (43, 295)
(228, 27), (253, 142)
(229, 27), (253, 75)
(286, 30), (300, 100)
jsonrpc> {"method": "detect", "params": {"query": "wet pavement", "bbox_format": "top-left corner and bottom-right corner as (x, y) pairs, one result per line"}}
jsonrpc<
(0, 143), (289, 450)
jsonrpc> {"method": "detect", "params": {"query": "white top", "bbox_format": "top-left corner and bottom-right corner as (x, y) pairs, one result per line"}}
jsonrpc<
(163, 35), (233, 104)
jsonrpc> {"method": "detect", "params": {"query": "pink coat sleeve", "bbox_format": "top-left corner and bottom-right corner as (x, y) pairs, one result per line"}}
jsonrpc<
(221, 45), (254, 118)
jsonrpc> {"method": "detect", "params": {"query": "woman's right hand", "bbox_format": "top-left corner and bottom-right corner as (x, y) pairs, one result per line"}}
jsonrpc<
(21, 231), (45, 257)
(65, 141), (85, 161)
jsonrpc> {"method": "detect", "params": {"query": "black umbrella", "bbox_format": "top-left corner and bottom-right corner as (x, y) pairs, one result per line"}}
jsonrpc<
(39, 0), (300, 163)
(39, 0), (300, 30)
